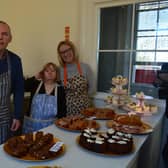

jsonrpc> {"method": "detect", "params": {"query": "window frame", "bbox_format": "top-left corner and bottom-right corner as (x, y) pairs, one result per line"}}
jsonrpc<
(135, 1), (168, 64)
(79, 0), (159, 91)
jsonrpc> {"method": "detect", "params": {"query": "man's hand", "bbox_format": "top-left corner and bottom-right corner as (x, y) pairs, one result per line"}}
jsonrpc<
(10, 119), (21, 131)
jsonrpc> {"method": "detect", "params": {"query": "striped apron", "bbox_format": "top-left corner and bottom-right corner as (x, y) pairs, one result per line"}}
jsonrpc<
(22, 81), (57, 133)
(0, 55), (11, 144)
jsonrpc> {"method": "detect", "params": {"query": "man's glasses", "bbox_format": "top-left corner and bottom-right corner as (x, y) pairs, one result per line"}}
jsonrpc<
(59, 48), (72, 54)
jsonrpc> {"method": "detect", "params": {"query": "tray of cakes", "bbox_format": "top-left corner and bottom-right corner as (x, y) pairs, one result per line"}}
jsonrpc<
(3, 131), (65, 161)
(106, 114), (153, 134)
(122, 92), (157, 115)
(55, 115), (100, 132)
(123, 102), (158, 115)
(76, 128), (134, 155)
(105, 95), (128, 107)
(80, 107), (116, 120)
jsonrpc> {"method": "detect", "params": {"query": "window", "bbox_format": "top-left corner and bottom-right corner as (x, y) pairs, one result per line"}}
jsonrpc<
(136, 1), (168, 59)
(97, 0), (168, 97)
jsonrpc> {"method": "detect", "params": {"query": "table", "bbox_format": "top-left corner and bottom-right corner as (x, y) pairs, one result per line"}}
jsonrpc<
(0, 92), (166, 168)
(92, 92), (166, 168)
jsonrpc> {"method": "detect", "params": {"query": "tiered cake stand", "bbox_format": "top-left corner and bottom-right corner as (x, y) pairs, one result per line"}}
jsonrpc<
(106, 75), (128, 107)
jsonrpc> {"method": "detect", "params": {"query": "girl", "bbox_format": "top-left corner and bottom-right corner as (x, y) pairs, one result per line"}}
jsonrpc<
(23, 62), (66, 133)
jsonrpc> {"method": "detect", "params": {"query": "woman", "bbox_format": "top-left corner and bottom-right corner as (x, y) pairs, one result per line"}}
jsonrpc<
(57, 40), (95, 116)
(23, 62), (66, 133)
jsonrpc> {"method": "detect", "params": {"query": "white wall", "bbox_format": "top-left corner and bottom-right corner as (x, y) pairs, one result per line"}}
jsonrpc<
(0, 0), (80, 76)
(0, 0), (152, 79)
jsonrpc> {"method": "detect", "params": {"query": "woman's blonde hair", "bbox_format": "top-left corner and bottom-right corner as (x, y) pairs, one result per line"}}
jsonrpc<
(57, 40), (79, 66)
(39, 62), (60, 82)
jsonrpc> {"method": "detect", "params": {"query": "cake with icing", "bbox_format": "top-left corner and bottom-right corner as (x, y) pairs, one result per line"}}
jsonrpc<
(79, 128), (133, 154)
(111, 75), (128, 95)
(136, 91), (145, 99)
(112, 75), (128, 86)
(126, 102), (158, 114)
(106, 128), (133, 154)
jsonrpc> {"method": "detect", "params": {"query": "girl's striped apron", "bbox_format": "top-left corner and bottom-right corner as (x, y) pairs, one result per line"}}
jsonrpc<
(0, 54), (11, 144)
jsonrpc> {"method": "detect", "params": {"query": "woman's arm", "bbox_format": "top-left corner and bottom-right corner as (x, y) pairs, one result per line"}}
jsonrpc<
(24, 76), (39, 92)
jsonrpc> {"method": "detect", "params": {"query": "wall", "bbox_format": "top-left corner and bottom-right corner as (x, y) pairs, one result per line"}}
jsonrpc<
(0, 0), (154, 83)
(0, 0), (80, 76)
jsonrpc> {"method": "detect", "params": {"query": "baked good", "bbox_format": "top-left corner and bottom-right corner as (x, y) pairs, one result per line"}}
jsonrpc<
(114, 114), (143, 126)
(126, 102), (158, 114)
(111, 87), (127, 94)
(112, 75), (128, 86)
(79, 128), (96, 150)
(5, 132), (61, 160)
(111, 75), (128, 95)
(136, 91), (145, 99)
(81, 107), (95, 116)
(7, 136), (28, 157)
(94, 138), (106, 153)
(24, 132), (34, 147)
(106, 96), (113, 104)
(56, 115), (99, 130)
(96, 108), (116, 119)
(107, 128), (116, 137)
(81, 107), (116, 119)
(107, 130), (133, 154)
(79, 128), (133, 154)
(35, 131), (44, 142)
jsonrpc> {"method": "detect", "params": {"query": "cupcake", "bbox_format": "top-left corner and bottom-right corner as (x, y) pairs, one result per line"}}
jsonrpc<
(107, 128), (116, 137)
(107, 138), (116, 153)
(93, 139), (106, 153)
(85, 138), (95, 150)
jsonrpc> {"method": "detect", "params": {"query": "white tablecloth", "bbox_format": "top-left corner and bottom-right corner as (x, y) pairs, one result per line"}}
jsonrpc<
(0, 93), (166, 168)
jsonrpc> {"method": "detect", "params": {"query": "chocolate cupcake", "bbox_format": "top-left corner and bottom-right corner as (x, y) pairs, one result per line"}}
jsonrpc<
(85, 138), (95, 150)
(107, 128), (116, 137)
(107, 138), (116, 153)
(90, 128), (98, 135)
(115, 140), (128, 154)
(93, 139), (106, 153)
(106, 131), (133, 154)
(79, 132), (91, 146)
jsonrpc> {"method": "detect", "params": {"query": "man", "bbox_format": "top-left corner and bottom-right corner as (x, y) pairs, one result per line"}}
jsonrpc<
(0, 21), (24, 144)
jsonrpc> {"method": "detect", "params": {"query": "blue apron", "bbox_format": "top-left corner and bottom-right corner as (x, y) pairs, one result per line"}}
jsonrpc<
(23, 81), (57, 133)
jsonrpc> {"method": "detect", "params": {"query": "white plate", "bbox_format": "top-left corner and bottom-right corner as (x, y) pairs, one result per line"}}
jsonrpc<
(122, 105), (158, 116)
(132, 95), (153, 100)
